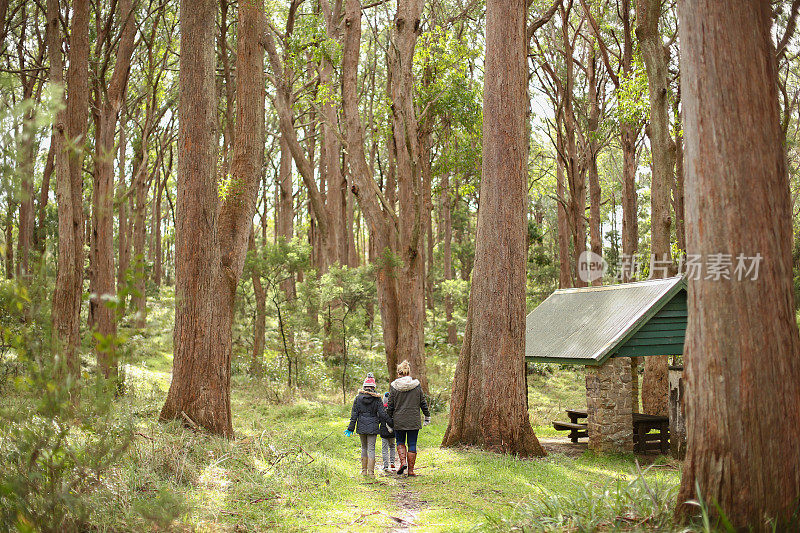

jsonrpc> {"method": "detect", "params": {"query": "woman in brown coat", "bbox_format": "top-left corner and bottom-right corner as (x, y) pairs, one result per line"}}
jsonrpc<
(387, 360), (430, 476)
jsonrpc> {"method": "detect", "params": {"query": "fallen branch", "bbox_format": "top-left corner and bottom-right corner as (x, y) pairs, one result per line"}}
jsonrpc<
(647, 463), (679, 469)
(315, 432), (333, 446)
(181, 411), (200, 431)
(248, 494), (278, 504)
(298, 445), (315, 466)
(386, 513), (418, 527)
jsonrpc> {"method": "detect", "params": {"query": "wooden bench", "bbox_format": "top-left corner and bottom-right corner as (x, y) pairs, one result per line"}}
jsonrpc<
(633, 413), (669, 454)
(552, 420), (588, 442)
(554, 409), (670, 453)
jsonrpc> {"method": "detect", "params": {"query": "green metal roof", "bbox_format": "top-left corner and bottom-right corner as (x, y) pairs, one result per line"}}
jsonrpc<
(525, 277), (687, 366)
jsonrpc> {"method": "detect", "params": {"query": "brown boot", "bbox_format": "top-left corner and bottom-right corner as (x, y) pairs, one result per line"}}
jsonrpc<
(407, 452), (417, 476)
(361, 457), (368, 476)
(367, 457), (376, 477)
(396, 444), (407, 475)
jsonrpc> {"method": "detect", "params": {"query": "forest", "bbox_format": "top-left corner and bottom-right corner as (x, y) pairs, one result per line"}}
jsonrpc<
(1, 0), (799, 530)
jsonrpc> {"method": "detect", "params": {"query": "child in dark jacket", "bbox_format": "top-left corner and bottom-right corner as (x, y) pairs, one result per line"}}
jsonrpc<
(379, 392), (396, 472)
(344, 373), (391, 476)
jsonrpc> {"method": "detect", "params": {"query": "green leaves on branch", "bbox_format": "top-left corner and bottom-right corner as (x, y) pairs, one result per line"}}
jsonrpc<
(319, 264), (376, 313)
(414, 25), (482, 129)
(615, 58), (650, 126)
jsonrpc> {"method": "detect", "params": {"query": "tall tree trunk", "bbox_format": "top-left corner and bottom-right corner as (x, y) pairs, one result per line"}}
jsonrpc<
(277, 135), (295, 360)
(385, 118), (400, 372)
(132, 168), (149, 328)
(341, 0), (403, 383)
(620, 0), (639, 282)
(277, 135), (295, 261)
(621, 123), (638, 281)
(442, 169), (457, 344)
(34, 139), (54, 254)
(586, 48), (603, 287)
(319, 95), (342, 267)
(249, 231), (266, 377)
(320, 60), (343, 269)
(154, 173), (163, 287)
(203, 0), (264, 435)
(673, 96), (686, 254)
(676, 1), (800, 527)
(388, 0), (427, 389)
(419, 108), (434, 313)
(160, 0), (227, 435)
(442, 0), (544, 456)
(560, 7), (585, 287)
(317, 30), (347, 359)
(17, 121), (35, 279)
(48, 0), (89, 377)
(90, 0), (136, 379)
(117, 126), (130, 297)
(556, 130), (572, 289)
(637, 0), (674, 417)
(4, 207), (14, 279)
(15, 4), (45, 280)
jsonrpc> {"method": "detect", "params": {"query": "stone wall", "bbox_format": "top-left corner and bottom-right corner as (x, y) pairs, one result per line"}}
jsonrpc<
(586, 356), (633, 452)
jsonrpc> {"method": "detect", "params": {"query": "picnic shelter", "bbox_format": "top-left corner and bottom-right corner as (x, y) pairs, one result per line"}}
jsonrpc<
(525, 276), (687, 453)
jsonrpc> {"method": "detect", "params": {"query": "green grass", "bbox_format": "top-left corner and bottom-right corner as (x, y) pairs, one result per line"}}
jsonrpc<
(89, 327), (683, 530)
(100, 374), (682, 532)
(18, 292), (686, 531)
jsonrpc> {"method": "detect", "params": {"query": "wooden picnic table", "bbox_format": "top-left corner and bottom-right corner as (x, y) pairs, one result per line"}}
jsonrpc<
(553, 409), (670, 454)
(566, 409), (587, 424)
(631, 412), (670, 454)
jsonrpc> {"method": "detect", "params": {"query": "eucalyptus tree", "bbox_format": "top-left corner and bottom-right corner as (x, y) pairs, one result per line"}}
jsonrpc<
(442, 0), (547, 456)
(88, 0), (138, 379)
(677, 0), (800, 527)
(581, 0), (641, 281)
(636, 0), (675, 416)
(9, 3), (47, 280)
(530, 1), (589, 289)
(159, 0), (220, 430)
(47, 0), (90, 377)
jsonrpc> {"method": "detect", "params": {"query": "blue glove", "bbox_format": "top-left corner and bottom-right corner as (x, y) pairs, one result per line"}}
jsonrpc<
(344, 430), (353, 437)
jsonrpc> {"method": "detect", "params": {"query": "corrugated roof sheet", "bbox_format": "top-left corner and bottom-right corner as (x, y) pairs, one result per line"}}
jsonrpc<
(525, 276), (686, 365)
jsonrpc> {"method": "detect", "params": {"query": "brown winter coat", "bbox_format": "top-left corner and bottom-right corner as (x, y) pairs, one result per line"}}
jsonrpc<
(387, 376), (430, 431)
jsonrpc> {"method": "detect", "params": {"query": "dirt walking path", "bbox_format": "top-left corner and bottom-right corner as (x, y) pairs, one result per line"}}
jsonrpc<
(386, 477), (426, 532)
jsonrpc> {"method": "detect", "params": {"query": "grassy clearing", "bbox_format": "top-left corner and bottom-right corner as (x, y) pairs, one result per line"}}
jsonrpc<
(7, 293), (688, 532)
(99, 372), (683, 532)
(86, 303), (684, 532)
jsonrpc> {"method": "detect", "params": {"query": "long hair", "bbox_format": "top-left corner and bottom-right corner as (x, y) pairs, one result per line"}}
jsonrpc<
(397, 360), (411, 377)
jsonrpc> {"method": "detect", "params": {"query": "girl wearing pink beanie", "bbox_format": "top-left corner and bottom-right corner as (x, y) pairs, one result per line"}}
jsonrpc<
(344, 373), (392, 476)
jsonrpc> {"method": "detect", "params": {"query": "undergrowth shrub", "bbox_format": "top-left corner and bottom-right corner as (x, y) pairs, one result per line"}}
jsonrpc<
(0, 279), (184, 531)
